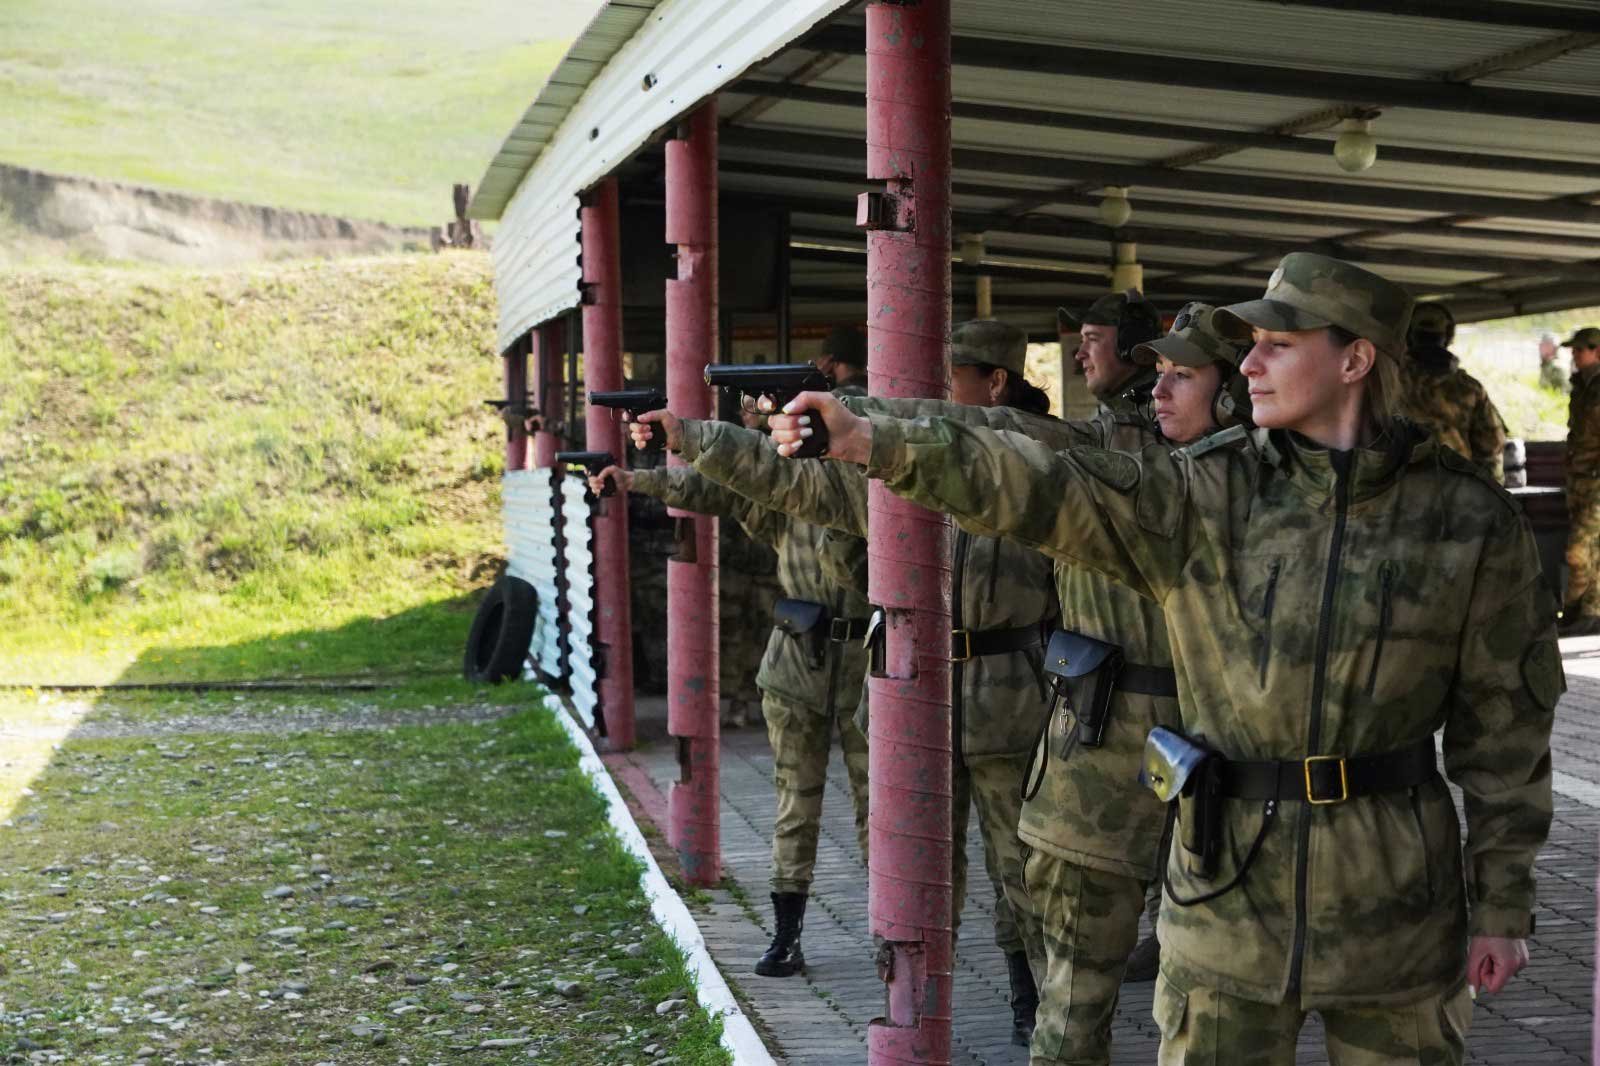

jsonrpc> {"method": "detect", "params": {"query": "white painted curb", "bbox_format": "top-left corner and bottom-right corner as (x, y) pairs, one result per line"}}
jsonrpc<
(542, 696), (778, 1066)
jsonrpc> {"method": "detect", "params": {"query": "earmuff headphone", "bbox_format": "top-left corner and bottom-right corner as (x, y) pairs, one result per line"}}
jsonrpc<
(1116, 293), (1163, 365)
(1212, 368), (1253, 430)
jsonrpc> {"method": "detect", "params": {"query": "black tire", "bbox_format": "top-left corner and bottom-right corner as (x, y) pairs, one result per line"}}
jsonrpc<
(464, 576), (538, 683)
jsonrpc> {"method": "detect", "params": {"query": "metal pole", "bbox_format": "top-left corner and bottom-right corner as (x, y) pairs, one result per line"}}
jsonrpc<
(664, 101), (722, 886)
(959, 233), (992, 318)
(531, 324), (562, 469)
(581, 176), (637, 750)
(859, 2), (954, 1062)
(504, 335), (530, 472)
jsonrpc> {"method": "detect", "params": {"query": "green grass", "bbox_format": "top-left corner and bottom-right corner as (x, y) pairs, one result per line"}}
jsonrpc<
(0, 698), (729, 1064)
(0, 253), (508, 685)
(0, 0), (587, 225)
(1455, 309), (1600, 442)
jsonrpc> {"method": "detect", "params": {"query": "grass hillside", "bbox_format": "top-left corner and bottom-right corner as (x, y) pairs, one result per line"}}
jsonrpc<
(0, 252), (507, 683)
(0, 0), (592, 225)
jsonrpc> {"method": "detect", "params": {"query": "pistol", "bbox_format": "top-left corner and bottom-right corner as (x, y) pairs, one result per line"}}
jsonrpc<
(554, 450), (618, 498)
(703, 363), (833, 458)
(589, 388), (668, 452)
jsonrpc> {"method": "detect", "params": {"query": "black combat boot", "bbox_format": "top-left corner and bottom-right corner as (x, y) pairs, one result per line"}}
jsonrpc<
(1125, 933), (1160, 981)
(1006, 951), (1038, 1047)
(755, 892), (807, 977)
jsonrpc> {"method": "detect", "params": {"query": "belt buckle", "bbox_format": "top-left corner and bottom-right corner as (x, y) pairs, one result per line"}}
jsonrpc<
(951, 629), (973, 663)
(829, 617), (851, 643)
(1304, 754), (1348, 805)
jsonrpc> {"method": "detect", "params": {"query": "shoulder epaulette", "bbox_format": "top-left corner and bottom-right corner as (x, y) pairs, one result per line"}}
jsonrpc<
(1433, 445), (1518, 513)
(1176, 424), (1250, 461)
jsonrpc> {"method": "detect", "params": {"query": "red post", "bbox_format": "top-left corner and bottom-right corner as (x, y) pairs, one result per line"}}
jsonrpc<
(531, 323), (562, 469)
(664, 101), (722, 886)
(581, 177), (637, 750)
(504, 336), (529, 472)
(861, 2), (954, 1063)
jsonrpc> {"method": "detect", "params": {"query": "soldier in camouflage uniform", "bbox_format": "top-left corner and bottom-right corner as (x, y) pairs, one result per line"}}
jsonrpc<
(1396, 302), (1507, 482)
(773, 253), (1560, 1065)
(643, 320), (1059, 1044)
(1539, 334), (1567, 393)
(1558, 326), (1600, 636)
(841, 301), (1250, 1066)
(593, 386), (873, 980)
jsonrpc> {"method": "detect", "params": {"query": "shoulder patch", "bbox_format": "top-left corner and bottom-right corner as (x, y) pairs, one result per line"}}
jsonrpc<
(1135, 443), (1186, 539)
(1522, 639), (1564, 712)
(1177, 424), (1250, 461)
(1072, 448), (1140, 493)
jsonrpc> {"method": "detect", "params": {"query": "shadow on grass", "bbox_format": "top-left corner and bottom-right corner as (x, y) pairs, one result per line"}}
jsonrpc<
(115, 591), (487, 685)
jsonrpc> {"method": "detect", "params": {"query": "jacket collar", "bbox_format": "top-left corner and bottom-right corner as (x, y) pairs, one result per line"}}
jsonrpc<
(1262, 420), (1425, 506)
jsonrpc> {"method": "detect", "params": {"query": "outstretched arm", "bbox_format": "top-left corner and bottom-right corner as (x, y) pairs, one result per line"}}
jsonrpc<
(678, 418), (869, 536)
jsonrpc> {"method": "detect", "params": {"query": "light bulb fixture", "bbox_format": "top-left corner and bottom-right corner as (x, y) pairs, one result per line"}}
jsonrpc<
(1333, 118), (1378, 173)
(1098, 186), (1132, 228)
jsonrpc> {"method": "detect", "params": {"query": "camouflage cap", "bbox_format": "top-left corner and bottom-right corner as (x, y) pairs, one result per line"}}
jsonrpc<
(950, 318), (1028, 375)
(1131, 302), (1242, 369)
(823, 324), (867, 366)
(1561, 327), (1600, 349)
(1214, 252), (1414, 359)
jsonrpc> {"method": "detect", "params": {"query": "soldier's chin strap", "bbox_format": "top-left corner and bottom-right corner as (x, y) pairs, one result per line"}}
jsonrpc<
(1159, 799), (1278, 908)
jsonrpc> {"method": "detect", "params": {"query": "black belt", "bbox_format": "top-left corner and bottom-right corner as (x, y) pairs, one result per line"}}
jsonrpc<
(1118, 663), (1177, 698)
(1219, 737), (1437, 805)
(829, 616), (871, 643)
(951, 621), (1044, 662)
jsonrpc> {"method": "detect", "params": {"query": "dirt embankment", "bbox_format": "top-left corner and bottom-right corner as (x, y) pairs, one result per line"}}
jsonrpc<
(0, 163), (433, 267)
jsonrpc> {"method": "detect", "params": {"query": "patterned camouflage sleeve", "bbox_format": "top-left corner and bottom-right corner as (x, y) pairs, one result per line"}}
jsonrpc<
(863, 412), (1192, 600)
(1445, 507), (1560, 938)
(679, 418), (869, 536)
(843, 395), (1099, 450)
(627, 466), (789, 547)
(1468, 391), (1508, 483)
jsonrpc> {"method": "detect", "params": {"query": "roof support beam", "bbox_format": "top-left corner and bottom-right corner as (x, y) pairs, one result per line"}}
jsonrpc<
(722, 127), (1600, 226)
(802, 25), (1600, 123)
(790, 243), (1111, 285)
(1246, 0), (1600, 35)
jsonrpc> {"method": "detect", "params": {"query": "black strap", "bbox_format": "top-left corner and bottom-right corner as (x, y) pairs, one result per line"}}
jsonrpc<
(952, 621), (1044, 659)
(1117, 663), (1177, 697)
(828, 616), (871, 643)
(1220, 737), (1437, 803)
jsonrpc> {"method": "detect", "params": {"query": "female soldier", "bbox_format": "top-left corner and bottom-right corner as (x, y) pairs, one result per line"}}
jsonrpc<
(638, 319), (1058, 1045)
(768, 254), (1559, 1066)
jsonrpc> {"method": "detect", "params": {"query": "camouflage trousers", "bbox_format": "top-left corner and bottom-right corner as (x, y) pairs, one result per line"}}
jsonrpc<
(1016, 850), (1146, 1065)
(1153, 971), (1472, 1066)
(764, 694), (870, 894)
(1565, 485), (1600, 614)
(953, 752), (1037, 957)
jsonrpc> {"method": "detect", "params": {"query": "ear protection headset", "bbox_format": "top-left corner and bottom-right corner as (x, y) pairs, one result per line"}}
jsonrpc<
(1212, 367), (1253, 430)
(1115, 291), (1163, 365)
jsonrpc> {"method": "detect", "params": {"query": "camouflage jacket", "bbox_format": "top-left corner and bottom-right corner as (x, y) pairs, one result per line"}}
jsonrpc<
(679, 415), (1057, 760)
(864, 412), (1560, 1008)
(850, 391), (1177, 879)
(1541, 359), (1568, 393)
(1397, 348), (1507, 482)
(1567, 364), (1600, 488)
(628, 465), (869, 717)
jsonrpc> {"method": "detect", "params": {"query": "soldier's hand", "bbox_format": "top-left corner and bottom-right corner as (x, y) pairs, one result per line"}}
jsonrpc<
(1466, 935), (1528, 996)
(632, 409), (683, 452)
(768, 391), (872, 464)
(588, 465), (631, 497)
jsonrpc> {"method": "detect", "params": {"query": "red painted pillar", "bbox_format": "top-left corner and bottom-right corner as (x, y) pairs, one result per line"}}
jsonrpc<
(504, 335), (529, 472)
(531, 323), (562, 469)
(581, 177), (636, 750)
(664, 101), (722, 886)
(860, 2), (954, 1063)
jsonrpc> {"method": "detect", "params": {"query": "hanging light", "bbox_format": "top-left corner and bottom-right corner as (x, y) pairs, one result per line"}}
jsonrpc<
(1333, 118), (1378, 173)
(1098, 186), (1132, 228)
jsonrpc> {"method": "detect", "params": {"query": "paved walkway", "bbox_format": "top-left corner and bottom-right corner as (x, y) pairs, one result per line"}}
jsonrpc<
(603, 644), (1600, 1064)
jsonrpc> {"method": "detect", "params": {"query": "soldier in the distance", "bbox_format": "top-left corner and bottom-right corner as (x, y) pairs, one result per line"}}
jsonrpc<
(1559, 327), (1600, 636)
(1539, 333), (1567, 393)
(1396, 302), (1507, 482)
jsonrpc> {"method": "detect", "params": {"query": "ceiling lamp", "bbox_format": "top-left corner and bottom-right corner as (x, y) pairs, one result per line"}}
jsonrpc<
(1098, 186), (1132, 228)
(1333, 118), (1378, 173)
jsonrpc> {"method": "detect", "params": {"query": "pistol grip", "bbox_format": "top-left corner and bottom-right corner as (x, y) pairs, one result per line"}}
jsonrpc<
(636, 419), (666, 453)
(791, 419), (830, 460)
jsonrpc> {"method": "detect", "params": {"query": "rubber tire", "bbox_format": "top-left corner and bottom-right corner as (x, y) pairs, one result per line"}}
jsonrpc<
(463, 576), (538, 683)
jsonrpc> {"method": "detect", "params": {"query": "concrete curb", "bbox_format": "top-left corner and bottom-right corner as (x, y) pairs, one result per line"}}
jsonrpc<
(542, 695), (778, 1066)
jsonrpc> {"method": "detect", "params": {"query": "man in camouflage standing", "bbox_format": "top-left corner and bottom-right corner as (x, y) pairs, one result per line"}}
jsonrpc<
(1396, 302), (1507, 482)
(1539, 333), (1567, 392)
(1559, 327), (1600, 636)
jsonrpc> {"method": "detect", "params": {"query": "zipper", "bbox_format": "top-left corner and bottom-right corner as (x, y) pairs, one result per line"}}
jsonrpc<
(985, 537), (1003, 604)
(952, 529), (970, 769)
(1366, 562), (1395, 700)
(1257, 560), (1282, 687)
(1288, 452), (1350, 997)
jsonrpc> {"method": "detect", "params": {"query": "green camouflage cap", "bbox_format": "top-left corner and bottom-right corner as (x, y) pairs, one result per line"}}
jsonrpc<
(1132, 302), (1242, 369)
(1214, 252), (1414, 359)
(950, 318), (1027, 375)
(1561, 327), (1600, 349)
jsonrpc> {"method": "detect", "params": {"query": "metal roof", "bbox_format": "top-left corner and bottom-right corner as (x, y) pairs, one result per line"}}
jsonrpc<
(476, 0), (1600, 338)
